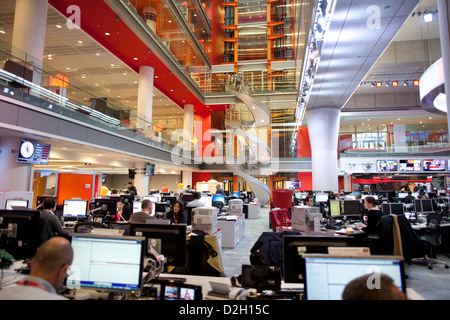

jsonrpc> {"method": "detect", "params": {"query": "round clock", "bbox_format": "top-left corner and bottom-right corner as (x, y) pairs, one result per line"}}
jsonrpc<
(20, 141), (35, 158)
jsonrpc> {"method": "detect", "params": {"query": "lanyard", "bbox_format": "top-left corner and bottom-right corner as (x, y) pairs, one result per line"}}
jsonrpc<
(18, 280), (49, 292)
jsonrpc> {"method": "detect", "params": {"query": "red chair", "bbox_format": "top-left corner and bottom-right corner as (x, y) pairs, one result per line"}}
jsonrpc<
(272, 189), (294, 210)
(269, 208), (292, 232)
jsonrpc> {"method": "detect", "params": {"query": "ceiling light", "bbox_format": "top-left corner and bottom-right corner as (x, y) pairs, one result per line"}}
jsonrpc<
(423, 12), (434, 23)
(78, 40), (83, 44)
(376, 82), (382, 87)
(105, 32), (111, 36)
(134, 57), (138, 60)
(56, 25), (62, 28)
(392, 81), (398, 87)
(413, 80), (420, 86)
(95, 51), (100, 56)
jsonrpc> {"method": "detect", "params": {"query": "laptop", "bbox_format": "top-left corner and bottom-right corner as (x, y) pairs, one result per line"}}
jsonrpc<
(302, 254), (406, 300)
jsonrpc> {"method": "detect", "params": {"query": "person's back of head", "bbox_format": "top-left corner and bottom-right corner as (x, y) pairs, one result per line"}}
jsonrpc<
(141, 199), (151, 211)
(342, 273), (406, 300)
(193, 191), (201, 200)
(42, 197), (57, 210)
(30, 237), (73, 289)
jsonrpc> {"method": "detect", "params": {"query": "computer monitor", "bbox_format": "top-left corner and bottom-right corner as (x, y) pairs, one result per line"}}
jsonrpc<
(303, 254), (406, 300)
(5, 199), (29, 210)
(120, 194), (135, 205)
(283, 235), (357, 284)
(162, 196), (177, 206)
(93, 198), (117, 222)
(315, 193), (328, 202)
(62, 200), (88, 219)
(35, 196), (57, 208)
(143, 195), (160, 203)
(67, 234), (145, 292)
(200, 195), (212, 207)
(0, 209), (41, 259)
(421, 199), (434, 213)
(182, 193), (195, 202)
(390, 203), (404, 215)
(233, 192), (240, 198)
(212, 194), (225, 204)
(342, 200), (361, 216)
(328, 200), (341, 217)
(130, 223), (187, 267)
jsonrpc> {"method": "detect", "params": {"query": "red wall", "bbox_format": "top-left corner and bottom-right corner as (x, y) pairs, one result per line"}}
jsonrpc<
(297, 172), (313, 191)
(192, 172), (211, 188)
(195, 111), (212, 158)
(297, 126), (311, 158)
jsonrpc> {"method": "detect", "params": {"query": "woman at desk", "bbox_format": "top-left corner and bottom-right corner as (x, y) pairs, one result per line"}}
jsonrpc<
(360, 196), (383, 234)
(165, 200), (186, 224)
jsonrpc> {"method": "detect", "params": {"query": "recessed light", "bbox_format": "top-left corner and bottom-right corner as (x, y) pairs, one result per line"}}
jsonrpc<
(133, 57), (138, 60)
(78, 40), (83, 44)
(56, 25), (62, 29)
(105, 32), (110, 36)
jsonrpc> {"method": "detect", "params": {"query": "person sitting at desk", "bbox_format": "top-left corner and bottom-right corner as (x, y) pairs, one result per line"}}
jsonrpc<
(110, 199), (130, 222)
(303, 195), (314, 207)
(40, 198), (70, 239)
(0, 237), (73, 300)
(165, 200), (186, 224)
(186, 192), (205, 208)
(403, 191), (416, 203)
(342, 273), (406, 300)
(360, 196), (383, 234)
(129, 200), (155, 223)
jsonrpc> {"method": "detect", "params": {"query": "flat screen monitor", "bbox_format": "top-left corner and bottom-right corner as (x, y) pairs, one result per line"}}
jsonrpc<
(16, 139), (51, 165)
(120, 194), (134, 205)
(161, 196), (177, 206)
(423, 159), (446, 171)
(67, 234), (145, 291)
(0, 209), (41, 259)
(130, 223), (186, 267)
(376, 160), (398, 172)
(182, 194), (194, 202)
(382, 203), (390, 215)
(388, 203), (404, 215)
(94, 198), (117, 215)
(285, 180), (301, 189)
(303, 254), (406, 300)
(399, 159), (421, 171)
(329, 200), (341, 217)
(421, 199), (433, 212)
(212, 194), (225, 204)
(143, 195), (160, 203)
(315, 193), (328, 202)
(414, 199), (422, 213)
(200, 195), (212, 207)
(342, 200), (361, 216)
(5, 199), (29, 210)
(233, 192), (240, 198)
(36, 196), (57, 207)
(62, 200), (88, 218)
(282, 235), (357, 284)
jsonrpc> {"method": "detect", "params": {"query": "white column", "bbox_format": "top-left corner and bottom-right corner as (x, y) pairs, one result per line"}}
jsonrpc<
(137, 66), (154, 136)
(437, 0), (450, 136)
(306, 106), (341, 192)
(0, 138), (32, 191)
(183, 104), (194, 153)
(11, 0), (48, 85)
(133, 162), (149, 196)
(182, 170), (193, 190)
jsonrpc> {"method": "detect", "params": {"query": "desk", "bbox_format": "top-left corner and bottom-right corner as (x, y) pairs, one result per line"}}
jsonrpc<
(217, 214), (245, 248)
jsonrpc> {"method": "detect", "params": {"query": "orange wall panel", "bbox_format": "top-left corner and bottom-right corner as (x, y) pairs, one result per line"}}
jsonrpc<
(57, 173), (93, 205)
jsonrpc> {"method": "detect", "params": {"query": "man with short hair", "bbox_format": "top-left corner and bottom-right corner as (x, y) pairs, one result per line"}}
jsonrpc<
(127, 182), (138, 196)
(129, 199), (155, 223)
(215, 184), (224, 195)
(186, 192), (205, 208)
(0, 237), (73, 300)
(40, 197), (69, 239)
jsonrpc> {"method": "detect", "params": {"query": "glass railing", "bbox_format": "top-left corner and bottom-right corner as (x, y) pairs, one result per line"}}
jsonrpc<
(0, 46), (191, 154)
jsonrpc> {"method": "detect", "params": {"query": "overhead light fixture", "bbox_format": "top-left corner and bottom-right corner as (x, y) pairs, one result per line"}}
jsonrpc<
(423, 12), (434, 23)
(376, 82), (382, 87)
(392, 81), (398, 87)
(413, 80), (420, 86)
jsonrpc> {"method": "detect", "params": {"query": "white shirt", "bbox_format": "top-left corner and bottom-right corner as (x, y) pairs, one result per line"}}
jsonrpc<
(0, 275), (68, 300)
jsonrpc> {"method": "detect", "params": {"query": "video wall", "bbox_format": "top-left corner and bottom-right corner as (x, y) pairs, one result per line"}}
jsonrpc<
(376, 159), (447, 172)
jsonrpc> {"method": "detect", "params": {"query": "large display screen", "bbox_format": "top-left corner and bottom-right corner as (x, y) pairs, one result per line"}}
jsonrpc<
(17, 139), (51, 165)
(285, 180), (301, 189)
(376, 160), (398, 172)
(423, 159), (446, 171)
(399, 159), (421, 171)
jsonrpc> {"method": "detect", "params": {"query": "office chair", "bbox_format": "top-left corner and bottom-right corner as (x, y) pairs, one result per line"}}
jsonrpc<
(74, 221), (107, 233)
(411, 212), (450, 270)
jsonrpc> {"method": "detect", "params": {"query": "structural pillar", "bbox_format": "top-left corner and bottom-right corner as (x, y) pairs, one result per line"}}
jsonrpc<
(137, 66), (154, 137)
(133, 162), (149, 196)
(11, 0), (48, 86)
(0, 138), (32, 191)
(437, 0), (450, 136)
(183, 104), (194, 155)
(306, 106), (341, 192)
